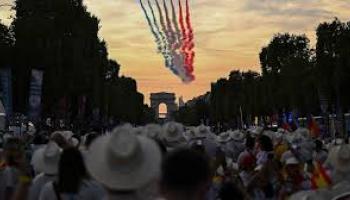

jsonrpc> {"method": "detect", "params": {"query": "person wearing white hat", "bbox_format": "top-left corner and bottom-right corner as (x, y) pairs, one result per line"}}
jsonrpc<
(85, 125), (162, 200)
(328, 144), (350, 184)
(162, 122), (187, 150)
(279, 157), (312, 199)
(223, 130), (245, 162)
(29, 141), (62, 200)
(39, 147), (105, 200)
(144, 124), (163, 140)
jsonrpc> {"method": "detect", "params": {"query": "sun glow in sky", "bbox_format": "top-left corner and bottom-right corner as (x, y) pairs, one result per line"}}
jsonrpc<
(1, 0), (350, 104)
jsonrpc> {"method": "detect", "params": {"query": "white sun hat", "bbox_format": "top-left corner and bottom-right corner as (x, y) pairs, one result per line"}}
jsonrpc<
(85, 125), (162, 190)
(144, 124), (162, 139)
(194, 124), (211, 139)
(329, 144), (350, 173)
(183, 127), (196, 142)
(230, 130), (245, 141)
(294, 128), (310, 139)
(217, 131), (232, 143)
(133, 126), (145, 136)
(31, 141), (62, 175)
(286, 157), (299, 165)
(162, 122), (185, 144)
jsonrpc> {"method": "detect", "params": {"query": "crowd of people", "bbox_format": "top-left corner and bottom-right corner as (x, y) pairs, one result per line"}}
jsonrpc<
(0, 122), (350, 200)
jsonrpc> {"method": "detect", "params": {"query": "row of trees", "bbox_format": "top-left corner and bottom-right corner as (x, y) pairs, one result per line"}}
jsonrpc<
(0, 0), (151, 124)
(175, 18), (350, 127)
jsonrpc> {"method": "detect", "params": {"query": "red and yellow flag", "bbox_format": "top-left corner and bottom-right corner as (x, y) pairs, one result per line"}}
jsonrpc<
(311, 161), (332, 189)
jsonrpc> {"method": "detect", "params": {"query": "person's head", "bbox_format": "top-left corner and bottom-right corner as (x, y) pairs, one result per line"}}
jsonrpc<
(219, 181), (245, 200)
(160, 148), (211, 200)
(32, 134), (48, 145)
(84, 132), (99, 148)
(191, 140), (206, 155)
(239, 153), (256, 171)
(257, 135), (273, 152)
(50, 131), (70, 149)
(4, 137), (24, 167)
(245, 134), (255, 150)
(285, 157), (300, 177)
(58, 147), (87, 193)
(85, 125), (161, 193)
(315, 140), (323, 152)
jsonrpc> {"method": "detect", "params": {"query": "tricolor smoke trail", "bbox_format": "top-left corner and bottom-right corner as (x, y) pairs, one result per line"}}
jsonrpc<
(138, 0), (195, 83)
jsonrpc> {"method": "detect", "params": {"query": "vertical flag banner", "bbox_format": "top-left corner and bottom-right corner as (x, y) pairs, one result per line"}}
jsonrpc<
(0, 67), (13, 116)
(28, 69), (44, 121)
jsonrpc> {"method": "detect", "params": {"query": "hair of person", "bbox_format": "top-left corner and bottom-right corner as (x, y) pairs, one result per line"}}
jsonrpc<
(258, 135), (273, 152)
(219, 181), (245, 200)
(84, 132), (99, 148)
(314, 140), (323, 150)
(57, 147), (87, 193)
(160, 148), (211, 194)
(245, 134), (255, 149)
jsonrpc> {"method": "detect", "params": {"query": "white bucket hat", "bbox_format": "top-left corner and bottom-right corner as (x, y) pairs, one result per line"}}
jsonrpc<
(133, 126), (145, 136)
(144, 124), (162, 139)
(85, 125), (161, 190)
(294, 128), (310, 139)
(329, 144), (350, 173)
(183, 127), (196, 142)
(31, 141), (62, 175)
(248, 126), (264, 136)
(162, 122), (185, 144)
(194, 124), (211, 139)
(286, 157), (299, 165)
(217, 131), (232, 143)
(230, 130), (245, 141)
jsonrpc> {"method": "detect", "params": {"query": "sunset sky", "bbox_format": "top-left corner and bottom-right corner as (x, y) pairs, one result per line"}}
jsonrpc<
(1, 0), (350, 104)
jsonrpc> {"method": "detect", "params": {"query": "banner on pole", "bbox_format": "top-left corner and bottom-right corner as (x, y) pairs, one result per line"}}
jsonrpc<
(28, 69), (44, 121)
(0, 67), (13, 116)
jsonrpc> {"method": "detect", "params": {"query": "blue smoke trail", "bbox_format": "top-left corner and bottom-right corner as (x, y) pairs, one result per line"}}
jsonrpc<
(139, 0), (162, 53)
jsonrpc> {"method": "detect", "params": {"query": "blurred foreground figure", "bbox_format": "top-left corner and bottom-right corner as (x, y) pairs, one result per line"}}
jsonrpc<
(160, 148), (211, 200)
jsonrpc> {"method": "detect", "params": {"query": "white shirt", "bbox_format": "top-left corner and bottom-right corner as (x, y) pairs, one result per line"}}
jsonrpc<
(29, 173), (57, 200)
(39, 180), (106, 200)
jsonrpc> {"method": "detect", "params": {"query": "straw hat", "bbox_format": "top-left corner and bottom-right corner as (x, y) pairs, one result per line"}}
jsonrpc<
(285, 157), (299, 165)
(144, 124), (162, 139)
(229, 130), (245, 141)
(85, 125), (161, 190)
(162, 122), (185, 144)
(329, 144), (350, 173)
(133, 126), (145, 136)
(248, 126), (264, 136)
(217, 131), (232, 143)
(31, 141), (62, 175)
(194, 124), (211, 139)
(183, 127), (196, 142)
(294, 128), (310, 140)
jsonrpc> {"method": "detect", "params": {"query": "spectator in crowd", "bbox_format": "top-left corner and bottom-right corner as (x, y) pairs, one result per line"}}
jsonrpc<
(29, 141), (61, 200)
(39, 147), (105, 200)
(85, 125), (161, 200)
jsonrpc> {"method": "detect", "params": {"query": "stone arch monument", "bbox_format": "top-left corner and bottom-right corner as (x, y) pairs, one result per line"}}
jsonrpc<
(150, 92), (178, 120)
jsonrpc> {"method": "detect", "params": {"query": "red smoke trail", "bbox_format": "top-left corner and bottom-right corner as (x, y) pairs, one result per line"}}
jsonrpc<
(185, 0), (195, 80)
(178, 0), (194, 81)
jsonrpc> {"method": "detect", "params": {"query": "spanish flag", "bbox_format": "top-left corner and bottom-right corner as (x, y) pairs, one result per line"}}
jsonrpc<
(311, 161), (332, 189)
(308, 115), (320, 138)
